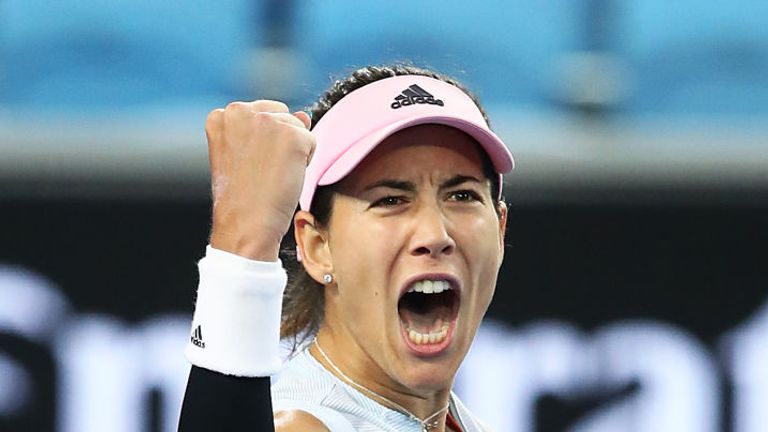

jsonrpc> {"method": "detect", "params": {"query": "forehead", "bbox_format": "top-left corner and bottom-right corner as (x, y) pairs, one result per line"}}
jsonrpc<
(340, 124), (487, 187)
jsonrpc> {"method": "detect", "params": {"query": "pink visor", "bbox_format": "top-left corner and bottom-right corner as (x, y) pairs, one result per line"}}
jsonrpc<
(300, 75), (515, 211)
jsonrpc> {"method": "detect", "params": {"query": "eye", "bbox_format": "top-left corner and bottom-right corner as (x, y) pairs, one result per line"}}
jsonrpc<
(371, 195), (407, 207)
(449, 190), (482, 203)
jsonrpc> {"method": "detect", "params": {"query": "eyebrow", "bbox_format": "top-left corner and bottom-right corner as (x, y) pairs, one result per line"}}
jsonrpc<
(362, 179), (416, 193)
(362, 175), (483, 193)
(441, 175), (484, 189)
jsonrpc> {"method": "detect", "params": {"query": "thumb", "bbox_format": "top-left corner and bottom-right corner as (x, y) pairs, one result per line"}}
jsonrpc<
(292, 111), (311, 129)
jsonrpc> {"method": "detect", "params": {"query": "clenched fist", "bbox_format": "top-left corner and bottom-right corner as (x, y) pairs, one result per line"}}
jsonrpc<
(205, 100), (315, 261)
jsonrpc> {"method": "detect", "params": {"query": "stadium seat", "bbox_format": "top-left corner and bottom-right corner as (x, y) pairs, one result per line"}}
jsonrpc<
(615, 0), (768, 114)
(0, 0), (258, 110)
(292, 0), (580, 109)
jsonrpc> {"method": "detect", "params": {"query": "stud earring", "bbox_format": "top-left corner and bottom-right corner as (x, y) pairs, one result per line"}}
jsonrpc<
(323, 274), (333, 284)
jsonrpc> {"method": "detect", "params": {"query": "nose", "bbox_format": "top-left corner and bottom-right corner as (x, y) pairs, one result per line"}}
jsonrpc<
(409, 203), (456, 258)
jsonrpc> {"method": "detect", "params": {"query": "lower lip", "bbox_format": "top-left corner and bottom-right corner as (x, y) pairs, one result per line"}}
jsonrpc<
(399, 319), (456, 356)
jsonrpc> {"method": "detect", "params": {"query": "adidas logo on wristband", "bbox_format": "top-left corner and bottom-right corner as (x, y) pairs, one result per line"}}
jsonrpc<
(190, 325), (205, 349)
(390, 84), (444, 109)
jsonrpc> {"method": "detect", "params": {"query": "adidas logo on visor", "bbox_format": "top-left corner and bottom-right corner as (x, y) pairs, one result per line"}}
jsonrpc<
(390, 84), (444, 109)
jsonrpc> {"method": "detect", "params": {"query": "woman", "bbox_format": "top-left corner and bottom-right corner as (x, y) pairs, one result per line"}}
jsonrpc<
(179, 65), (514, 432)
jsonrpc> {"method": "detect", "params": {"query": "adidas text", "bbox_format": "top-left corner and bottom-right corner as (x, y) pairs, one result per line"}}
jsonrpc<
(391, 84), (444, 109)
(190, 325), (205, 349)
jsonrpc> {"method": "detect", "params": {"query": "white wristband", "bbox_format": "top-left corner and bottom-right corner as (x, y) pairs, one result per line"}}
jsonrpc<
(184, 246), (287, 377)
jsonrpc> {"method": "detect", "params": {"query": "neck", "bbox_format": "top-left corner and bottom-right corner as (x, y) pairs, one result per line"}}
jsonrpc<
(310, 330), (454, 429)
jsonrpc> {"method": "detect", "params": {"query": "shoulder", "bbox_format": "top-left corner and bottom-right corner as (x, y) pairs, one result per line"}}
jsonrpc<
(272, 349), (336, 399)
(274, 409), (330, 432)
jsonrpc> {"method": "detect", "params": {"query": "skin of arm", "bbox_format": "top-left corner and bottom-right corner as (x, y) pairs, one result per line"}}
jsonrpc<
(274, 410), (331, 432)
(178, 102), (315, 430)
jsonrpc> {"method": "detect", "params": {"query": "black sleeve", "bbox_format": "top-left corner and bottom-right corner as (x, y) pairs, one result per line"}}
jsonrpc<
(178, 366), (275, 432)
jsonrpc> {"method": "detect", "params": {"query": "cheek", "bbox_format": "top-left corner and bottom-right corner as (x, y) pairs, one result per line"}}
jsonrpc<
(456, 214), (503, 260)
(456, 215), (503, 305)
(329, 220), (403, 303)
(334, 216), (405, 264)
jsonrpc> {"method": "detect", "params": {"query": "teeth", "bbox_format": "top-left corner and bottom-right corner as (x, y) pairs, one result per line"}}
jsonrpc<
(423, 281), (434, 294)
(407, 280), (451, 294)
(407, 324), (450, 345)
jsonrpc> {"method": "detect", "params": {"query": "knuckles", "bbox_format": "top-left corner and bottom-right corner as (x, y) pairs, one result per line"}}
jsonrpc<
(223, 100), (289, 115)
(249, 111), (276, 126)
(252, 99), (290, 113)
(207, 100), (314, 158)
(205, 109), (224, 134)
(224, 101), (250, 113)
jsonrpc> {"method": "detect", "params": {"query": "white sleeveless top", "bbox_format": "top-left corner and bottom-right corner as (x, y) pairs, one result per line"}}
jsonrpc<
(271, 349), (487, 432)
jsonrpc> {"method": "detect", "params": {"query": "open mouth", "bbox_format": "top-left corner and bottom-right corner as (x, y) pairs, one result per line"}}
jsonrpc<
(397, 279), (460, 352)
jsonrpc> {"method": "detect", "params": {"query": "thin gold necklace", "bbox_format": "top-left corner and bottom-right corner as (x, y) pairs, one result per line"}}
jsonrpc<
(312, 338), (450, 432)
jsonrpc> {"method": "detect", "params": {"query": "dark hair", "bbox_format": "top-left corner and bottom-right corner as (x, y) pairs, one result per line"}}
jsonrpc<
(280, 64), (501, 349)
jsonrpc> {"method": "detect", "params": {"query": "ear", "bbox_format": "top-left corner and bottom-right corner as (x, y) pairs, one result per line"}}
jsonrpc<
(294, 210), (333, 284)
(496, 201), (508, 260)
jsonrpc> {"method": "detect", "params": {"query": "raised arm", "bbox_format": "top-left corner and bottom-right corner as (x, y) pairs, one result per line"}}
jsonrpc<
(178, 101), (314, 431)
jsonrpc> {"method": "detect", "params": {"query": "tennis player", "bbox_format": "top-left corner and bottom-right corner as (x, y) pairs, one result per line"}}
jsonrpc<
(179, 65), (514, 432)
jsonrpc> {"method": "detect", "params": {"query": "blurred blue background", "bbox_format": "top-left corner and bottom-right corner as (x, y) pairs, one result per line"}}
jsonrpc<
(1, 2), (767, 432)
(3, 0), (768, 114)
(1, 0), (766, 196)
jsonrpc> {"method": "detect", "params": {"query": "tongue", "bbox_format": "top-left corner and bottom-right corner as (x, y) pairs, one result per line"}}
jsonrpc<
(398, 293), (453, 333)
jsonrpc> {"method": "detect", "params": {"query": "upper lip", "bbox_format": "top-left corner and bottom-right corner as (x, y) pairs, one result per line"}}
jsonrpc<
(398, 273), (462, 300)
